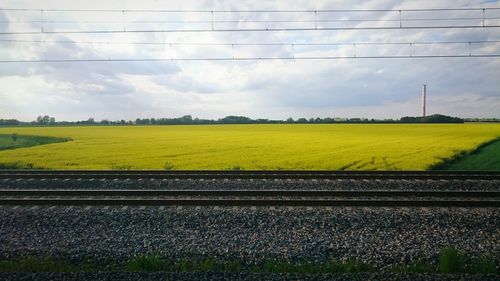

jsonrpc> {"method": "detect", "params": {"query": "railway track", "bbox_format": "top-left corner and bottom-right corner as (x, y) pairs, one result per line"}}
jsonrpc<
(1, 170), (500, 180)
(1, 189), (499, 207)
(1, 170), (499, 207)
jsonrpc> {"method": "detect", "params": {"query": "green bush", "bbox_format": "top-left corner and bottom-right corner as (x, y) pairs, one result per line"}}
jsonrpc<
(175, 259), (195, 272)
(439, 247), (465, 273)
(225, 165), (243, 171)
(260, 259), (372, 274)
(469, 256), (498, 274)
(163, 161), (175, 170)
(340, 259), (373, 273)
(392, 259), (435, 273)
(127, 255), (168, 271)
(0, 256), (74, 272)
(223, 261), (242, 272)
(110, 163), (133, 170)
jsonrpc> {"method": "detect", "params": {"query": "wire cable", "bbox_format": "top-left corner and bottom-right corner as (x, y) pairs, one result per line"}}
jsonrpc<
(1, 39), (498, 46)
(2, 17), (500, 24)
(1, 54), (499, 63)
(1, 7), (499, 13)
(1, 25), (499, 35)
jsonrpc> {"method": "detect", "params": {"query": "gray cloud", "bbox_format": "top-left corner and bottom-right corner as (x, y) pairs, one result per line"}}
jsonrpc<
(1, 0), (499, 120)
(0, 11), (8, 33)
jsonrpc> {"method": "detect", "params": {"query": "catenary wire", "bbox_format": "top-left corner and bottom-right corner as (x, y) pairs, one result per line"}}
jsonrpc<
(0, 39), (498, 46)
(0, 7), (499, 13)
(1, 54), (500, 63)
(2, 17), (500, 24)
(1, 25), (500, 35)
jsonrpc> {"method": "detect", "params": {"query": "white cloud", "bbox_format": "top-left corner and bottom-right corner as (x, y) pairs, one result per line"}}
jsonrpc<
(0, 0), (499, 120)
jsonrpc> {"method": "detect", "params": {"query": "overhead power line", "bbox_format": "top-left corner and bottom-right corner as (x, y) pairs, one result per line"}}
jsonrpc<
(2, 17), (500, 24)
(1, 54), (499, 63)
(0, 7), (499, 13)
(1, 39), (498, 47)
(1, 25), (499, 35)
(1, 7), (498, 62)
(1, 7), (498, 34)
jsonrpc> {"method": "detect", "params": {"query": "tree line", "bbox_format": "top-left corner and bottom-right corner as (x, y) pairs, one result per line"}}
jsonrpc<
(3, 114), (498, 126)
(399, 114), (464, 123)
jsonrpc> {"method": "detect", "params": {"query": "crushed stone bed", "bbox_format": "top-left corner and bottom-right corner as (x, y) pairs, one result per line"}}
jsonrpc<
(0, 206), (498, 266)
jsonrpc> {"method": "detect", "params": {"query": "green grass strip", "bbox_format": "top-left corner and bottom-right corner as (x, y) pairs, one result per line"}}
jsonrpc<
(0, 248), (497, 275)
(431, 138), (500, 171)
(0, 134), (70, 151)
(0, 134), (71, 169)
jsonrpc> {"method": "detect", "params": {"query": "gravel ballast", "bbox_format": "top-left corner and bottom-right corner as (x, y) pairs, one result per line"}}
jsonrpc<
(1, 178), (498, 280)
(0, 206), (498, 266)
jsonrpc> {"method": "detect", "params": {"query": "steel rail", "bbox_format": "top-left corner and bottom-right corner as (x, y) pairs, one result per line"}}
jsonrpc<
(0, 198), (498, 207)
(1, 189), (499, 197)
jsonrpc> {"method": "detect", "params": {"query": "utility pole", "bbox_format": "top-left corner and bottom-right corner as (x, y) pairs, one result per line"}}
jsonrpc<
(422, 84), (427, 117)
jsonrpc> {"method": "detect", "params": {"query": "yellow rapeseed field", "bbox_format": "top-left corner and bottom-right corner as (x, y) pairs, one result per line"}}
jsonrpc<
(0, 124), (499, 170)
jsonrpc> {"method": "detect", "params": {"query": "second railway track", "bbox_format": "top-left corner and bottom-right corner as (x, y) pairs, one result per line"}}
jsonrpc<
(1, 189), (499, 207)
(1, 170), (500, 180)
(1, 170), (499, 207)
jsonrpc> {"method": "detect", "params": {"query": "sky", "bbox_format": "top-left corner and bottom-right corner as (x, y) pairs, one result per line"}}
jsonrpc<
(0, 0), (499, 121)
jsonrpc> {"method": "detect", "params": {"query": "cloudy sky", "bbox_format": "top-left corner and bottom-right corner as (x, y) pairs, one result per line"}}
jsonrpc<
(0, 0), (499, 121)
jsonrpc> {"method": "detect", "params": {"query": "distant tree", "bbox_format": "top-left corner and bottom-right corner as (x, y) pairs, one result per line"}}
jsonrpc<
(0, 119), (21, 125)
(35, 115), (52, 125)
(135, 118), (151, 125)
(256, 119), (270, 123)
(11, 133), (17, 142)
(49, 117), (56, 124)
(286, 117), (294, 123)
(400, 116), (418, 123)
(219, 116), (252, 124)
(179, 115), (193, 123)
(400, 114), (463, 123)
(185, 115), (193, 120)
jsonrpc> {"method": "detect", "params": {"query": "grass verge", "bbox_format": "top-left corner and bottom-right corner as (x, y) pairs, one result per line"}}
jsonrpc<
(0, 133), (71, 169)
(0, 256), (100, 272)
(0, 134), (70, 151)
(431, 138), (500, 171)
(0, 248), (497, 275)
(392, 247), (498, 275)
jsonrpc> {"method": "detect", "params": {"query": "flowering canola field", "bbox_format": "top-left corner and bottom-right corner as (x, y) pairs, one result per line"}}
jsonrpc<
(0, 124), (499, 170)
